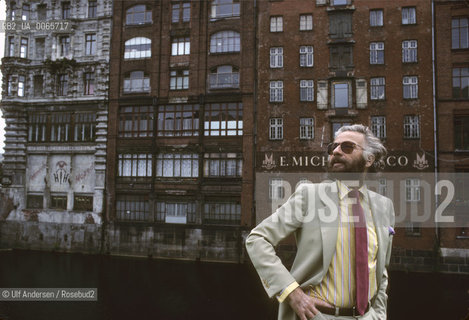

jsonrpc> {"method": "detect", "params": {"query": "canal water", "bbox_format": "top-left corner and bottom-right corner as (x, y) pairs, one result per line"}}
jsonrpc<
(0, 250), (467, 320)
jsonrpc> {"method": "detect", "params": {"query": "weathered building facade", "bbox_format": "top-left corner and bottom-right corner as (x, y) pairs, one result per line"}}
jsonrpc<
(255, 0), (438, 271)
(104, 0), (256, 260)
(0, 0), (112, 247)
(434, 0), (469, 273)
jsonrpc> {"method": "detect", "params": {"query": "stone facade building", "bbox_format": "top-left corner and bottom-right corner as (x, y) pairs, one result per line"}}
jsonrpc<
(0, 0), (111, 226)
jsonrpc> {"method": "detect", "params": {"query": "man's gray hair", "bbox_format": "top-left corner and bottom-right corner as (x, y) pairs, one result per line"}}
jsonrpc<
(336, 124), (387, 170)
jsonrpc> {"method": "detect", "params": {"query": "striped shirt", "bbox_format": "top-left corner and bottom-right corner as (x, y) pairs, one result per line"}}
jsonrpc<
(311, 180), (378, 308)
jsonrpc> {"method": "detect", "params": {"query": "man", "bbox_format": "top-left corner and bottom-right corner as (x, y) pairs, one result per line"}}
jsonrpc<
(246, 124), (395, 320)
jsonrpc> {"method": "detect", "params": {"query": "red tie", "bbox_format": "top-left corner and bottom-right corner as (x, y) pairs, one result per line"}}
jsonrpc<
(349, 189), (369, 315)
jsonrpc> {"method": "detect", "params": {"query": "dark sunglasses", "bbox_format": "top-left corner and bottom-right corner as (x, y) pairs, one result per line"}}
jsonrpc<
(327, 141), (364, 155)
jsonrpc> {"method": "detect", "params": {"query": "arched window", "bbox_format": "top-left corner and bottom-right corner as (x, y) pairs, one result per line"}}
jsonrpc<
(210, 31), (240, 53)
(126, 5), (152, 25)
(209, 65), (239, 89)
(124, 37), (151, 59)
(124, 71), (150, 93)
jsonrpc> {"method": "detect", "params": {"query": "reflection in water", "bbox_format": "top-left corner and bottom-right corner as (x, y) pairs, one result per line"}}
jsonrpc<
(0, 250), (467, 320)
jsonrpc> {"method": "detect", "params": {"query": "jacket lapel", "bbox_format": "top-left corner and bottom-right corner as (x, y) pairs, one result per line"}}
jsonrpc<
(368, 190), (387, 286)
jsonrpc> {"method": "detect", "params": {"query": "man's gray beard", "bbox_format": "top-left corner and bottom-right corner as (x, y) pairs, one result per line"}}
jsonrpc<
(326, 157), (367, 181)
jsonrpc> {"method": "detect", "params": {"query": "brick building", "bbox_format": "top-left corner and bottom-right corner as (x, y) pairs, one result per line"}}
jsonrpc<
(105, 0), (256, 257)
(434, 0), (469, 271)
(255, 0), (437, 270)
(0, 0), (111, 223)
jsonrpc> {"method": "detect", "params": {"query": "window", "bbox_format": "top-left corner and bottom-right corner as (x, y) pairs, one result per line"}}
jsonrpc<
(123, 71), (150, 93)
(8, 37), (15, 56)
(18, 75), (25, 97)
(209, 65), (239, 89)
(59, 36), (70, 56)
(331, 0), (348, 5)
(203, 153), (242, 177)
(157, 104), (199, 137)
(85, 34), (96, 55)
(405, 178), (420, 202)
(329, 13), (352, 38)
(116, 195), (149, 221)
(62, 2), (70, 19)
(402, 40), (417, 63)
(300, 14), (313, 31)
(453, 67), (469, 99)
(370, 42), (384, 64)
(10, 1), (16, 20)
(73, 113), (96, 142)
(370, 9), (383, 27)
(172, 2), (190, 23)
(37, 4), (46, 20)
(269, 178), (285, 200)
(371, 116), (386, 139)
(124, 37), (151, 59)
(370, 77), (385, 100)
(270, 16), (283, 32)
(170, 69), (189, 90)
(378, 178), (387, 196)
(83, 72), (95, 95)
(171, 37), (190, 56)
(50, 113), (71, 142)
(88, 0), (97, 18)
(156, 153), (199, 178)
(300, 118), (314, 140)
(454, 116), (469, 150)
(126, 5), (152, 25)
(7, 75), (13, 96)
(57, 74), (68, 96)
(204, 102), (243, 136)
(270, 47), (283, 68)
(28, 114), (47, 142)
(269, 118), (283, 140)
(403, 76), (418, 99)
(210, 31), (240, 53)
(20, 38), (28, 58)
(156, 201), (196, 224)
(73, 195), (93, 211)
(119, 106), (154, 138)
(452, 17), (468, 49)
(117, 154), (152, 177)
(270, 81), (283, 102)
(300, 80), (314, 102)
(33, 75), (43, 96)
(35, 38), (45, 59)
(22, 3), (30, 20)
(27, 195), (43, 209)
(330, 45), (353, 69)
(51, 195), (67, 210)
(405, 222), (421, 236)
(332, 122), (351, 138)
(404, 115), (420, 139)
(299, 46), (314, 67)
(211, 0), (240, 19)
(333, 83), (349, 108)
(204, 202), (241, 225)
(402, 7), (416, 25)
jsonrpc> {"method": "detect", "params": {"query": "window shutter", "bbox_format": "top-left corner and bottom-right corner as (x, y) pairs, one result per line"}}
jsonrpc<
(356, 79), (367, 109)
(317, 80), (328, 109)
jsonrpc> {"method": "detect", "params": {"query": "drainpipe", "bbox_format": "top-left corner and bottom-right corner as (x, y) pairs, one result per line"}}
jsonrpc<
(431, 0), (440, 246)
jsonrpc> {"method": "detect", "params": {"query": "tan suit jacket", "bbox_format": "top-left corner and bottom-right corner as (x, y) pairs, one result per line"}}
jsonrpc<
(246, 181), (395, 320)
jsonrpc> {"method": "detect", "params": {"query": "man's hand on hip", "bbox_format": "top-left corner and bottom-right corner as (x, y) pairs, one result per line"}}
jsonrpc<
(287, 287), (333, 320)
